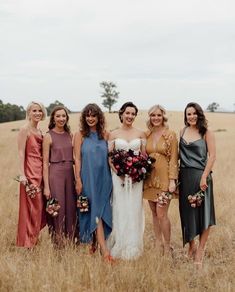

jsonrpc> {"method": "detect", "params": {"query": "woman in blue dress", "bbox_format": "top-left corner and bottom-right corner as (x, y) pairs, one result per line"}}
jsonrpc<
(74, 103), (113, 262)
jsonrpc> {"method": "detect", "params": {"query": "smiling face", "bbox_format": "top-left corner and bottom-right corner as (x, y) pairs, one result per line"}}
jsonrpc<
(121, 106), (137, 126)
(150, 108), (164, 127)
(85, 111), (98, 129)
(28, 104), (43, 122)
(186, 106), (198, 126)
(53, 109), (67, 129)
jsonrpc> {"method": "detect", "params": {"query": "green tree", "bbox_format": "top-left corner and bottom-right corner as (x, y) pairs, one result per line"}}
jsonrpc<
(46, 100), (71, 115)
(0, 100), (25, 123)
(100, 81), (119, 113)
(207, 102), (219, 112)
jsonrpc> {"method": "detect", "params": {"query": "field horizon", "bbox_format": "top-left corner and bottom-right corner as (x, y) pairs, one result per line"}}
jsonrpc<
(0, 111), (234, 291)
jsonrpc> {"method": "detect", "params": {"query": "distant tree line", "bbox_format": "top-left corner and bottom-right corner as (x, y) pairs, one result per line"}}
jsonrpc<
(0, 99), (71, 123)
(0, 100), (26, 123)
(46, 100), (71, 115)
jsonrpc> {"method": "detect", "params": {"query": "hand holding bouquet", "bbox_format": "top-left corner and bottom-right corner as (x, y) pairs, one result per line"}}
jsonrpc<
(109, 149), (155, 184)
(188, 190), (205, 208)
(77, 195), (89, 212)
(156, 191), (173, 207)
(46, 198), (61, 217)
(14, 175), (41, 198)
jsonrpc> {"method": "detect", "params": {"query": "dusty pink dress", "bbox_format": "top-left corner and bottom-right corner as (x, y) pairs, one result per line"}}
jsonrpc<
(16, 133), (46, 247)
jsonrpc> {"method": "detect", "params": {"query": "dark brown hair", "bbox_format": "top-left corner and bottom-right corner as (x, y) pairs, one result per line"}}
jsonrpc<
(80, 103), (105, 139)
(118, 101), (138, 123)
(48, 106), (71, 133)
(184, 102), (208, 136)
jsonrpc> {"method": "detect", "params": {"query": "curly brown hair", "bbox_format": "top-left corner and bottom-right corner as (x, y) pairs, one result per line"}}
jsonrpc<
(184, 102), (208, 136)
(80, 103), (105, 139)
(48, 106), (71, 133)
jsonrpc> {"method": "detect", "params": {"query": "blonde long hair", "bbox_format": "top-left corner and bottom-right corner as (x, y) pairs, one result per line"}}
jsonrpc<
(26, 101), (47, 121)
(146, 104), (168, 131)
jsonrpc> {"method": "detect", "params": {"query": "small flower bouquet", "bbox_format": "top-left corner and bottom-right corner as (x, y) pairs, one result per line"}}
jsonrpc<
(46, 198), (61, 217)
(188, 190), (205, 208)
(109, 149), (155, 184)
(77, 195), (89, 212)
(156, 191), (173, 207)
(14, 175), (41, 198)
(156, 183), (180, 206)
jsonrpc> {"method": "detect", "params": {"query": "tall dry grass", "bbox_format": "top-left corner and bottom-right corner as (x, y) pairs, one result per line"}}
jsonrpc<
(0, 111), (234, 292)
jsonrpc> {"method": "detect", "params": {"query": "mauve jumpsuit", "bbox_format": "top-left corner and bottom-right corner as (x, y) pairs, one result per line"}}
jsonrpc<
(47, 130), (77, 240)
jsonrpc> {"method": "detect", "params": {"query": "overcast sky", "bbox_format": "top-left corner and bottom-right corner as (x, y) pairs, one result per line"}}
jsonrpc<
(1, 0), (235, 111)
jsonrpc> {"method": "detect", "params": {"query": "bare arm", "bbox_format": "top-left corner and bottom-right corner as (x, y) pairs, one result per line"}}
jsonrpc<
(200, 129), (216, 191)
(108, 131), (118, 174)
(43, 133), (52, 199)
(17, 127), (28, 185)
(73, 131), (83, 194)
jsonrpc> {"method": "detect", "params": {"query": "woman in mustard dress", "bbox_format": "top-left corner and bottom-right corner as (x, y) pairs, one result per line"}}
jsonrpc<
(143, 105), (178, 254)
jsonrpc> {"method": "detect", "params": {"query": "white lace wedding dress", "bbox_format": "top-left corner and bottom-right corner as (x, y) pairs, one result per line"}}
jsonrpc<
(107, 138), (145, 260)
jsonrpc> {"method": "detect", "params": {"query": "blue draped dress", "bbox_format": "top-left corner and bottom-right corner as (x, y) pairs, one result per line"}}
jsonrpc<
(79, 131), (112, 243)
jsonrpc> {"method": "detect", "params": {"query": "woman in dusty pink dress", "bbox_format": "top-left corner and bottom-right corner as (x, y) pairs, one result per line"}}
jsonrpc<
(16, 101), (47, 248)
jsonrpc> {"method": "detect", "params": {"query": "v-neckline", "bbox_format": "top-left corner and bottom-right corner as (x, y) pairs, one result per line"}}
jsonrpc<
(151, 130), (165, 150)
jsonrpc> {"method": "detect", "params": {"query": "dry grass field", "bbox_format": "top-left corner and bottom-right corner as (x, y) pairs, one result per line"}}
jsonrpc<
(0, 111), (234, 292)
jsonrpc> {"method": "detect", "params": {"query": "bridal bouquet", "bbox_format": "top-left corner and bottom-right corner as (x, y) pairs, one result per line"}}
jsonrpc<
(109, 149), (155, 184)
(188, 190), (205, 208)
(46, 198), (61, 217)
(14, 175), (41, 198)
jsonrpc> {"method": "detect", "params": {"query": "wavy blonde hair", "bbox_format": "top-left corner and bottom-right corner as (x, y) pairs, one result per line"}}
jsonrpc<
(26, 101), (47, 121)
(146, 104), (168, 131)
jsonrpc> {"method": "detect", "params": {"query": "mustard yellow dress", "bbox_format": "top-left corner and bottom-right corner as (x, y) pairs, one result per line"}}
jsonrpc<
(143, 129), (178, 201)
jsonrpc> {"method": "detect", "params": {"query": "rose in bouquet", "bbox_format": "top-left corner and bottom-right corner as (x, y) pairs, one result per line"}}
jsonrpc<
(188, 190), (204, 208)
(156, 191), (173, 207)
(46, 198), (61, 217)
(77, 195), (89, 212)
(156, 183), (180, 207)
(14, 175), (41, 198)
(109, 149), (156, 184)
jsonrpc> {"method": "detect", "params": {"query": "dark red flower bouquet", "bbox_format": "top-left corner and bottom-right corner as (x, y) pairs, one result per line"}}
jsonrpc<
(109, 149), (155, 184)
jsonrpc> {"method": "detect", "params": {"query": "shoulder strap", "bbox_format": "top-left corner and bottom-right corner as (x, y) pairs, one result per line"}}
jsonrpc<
(181, 127), (187, 138)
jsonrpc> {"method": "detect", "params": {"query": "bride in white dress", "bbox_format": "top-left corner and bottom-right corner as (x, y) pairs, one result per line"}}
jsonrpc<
(108, 102), (146, 259)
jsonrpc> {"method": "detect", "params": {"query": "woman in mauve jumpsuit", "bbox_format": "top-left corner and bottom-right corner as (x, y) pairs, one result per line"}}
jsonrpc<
(43, 106), (76, 246)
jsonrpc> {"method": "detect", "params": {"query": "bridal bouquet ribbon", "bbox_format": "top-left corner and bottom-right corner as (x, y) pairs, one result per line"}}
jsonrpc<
(77, 195), (89, 212)
(109, 149), (156, 184)
(188, 190), (205, 208)
(46, 198), (61, 217)
(14, 175), (41, 198)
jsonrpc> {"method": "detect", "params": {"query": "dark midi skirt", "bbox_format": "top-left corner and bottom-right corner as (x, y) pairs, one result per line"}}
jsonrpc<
(179, 168), (216, 246)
